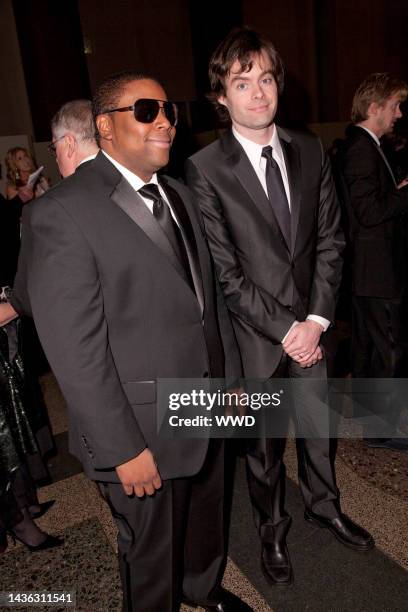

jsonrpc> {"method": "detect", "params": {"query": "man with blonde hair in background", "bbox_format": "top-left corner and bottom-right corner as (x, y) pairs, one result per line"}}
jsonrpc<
(336, 72), (408, 451)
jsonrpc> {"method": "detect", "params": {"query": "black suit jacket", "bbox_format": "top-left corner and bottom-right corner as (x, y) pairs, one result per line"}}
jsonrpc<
(0, 194), (22, 287)
(335, 124), (408, 299)
(185, 127), (344, 378)
(12, 152), (241, 482)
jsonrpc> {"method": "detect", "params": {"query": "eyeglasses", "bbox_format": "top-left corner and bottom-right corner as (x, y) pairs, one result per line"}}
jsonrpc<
(102, 99), (178, 127)
(47, 135), (66, 156)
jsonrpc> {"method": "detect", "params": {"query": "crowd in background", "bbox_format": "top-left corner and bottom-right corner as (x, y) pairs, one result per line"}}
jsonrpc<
(0, 28), (407, 611)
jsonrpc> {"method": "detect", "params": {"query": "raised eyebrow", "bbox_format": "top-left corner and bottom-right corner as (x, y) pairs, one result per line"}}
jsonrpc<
(230, 75), (251, 84)
(259, 71), (274, 79)
(230, 70), (274, 84)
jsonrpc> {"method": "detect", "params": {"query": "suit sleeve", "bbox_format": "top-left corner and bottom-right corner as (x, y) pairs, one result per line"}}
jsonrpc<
(340, 139), (408, 227)
(175, 179), (243, 380)
(19, 196), (146, 470)
(185, 158), (295, 343)
(307, 144), (345, 321)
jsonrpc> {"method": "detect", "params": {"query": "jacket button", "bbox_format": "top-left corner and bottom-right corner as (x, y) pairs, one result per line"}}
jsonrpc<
(291, 261), (295, 269)
(203, 371), (209, 378)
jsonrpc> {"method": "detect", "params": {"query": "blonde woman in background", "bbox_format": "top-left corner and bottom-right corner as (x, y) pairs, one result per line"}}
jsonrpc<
(5, 147), (49, 201)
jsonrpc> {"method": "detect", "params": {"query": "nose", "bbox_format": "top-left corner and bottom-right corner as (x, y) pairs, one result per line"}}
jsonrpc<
(155, 105), (172, 129)
(395, 106), (402, 119)
(252, 82), (264, 99)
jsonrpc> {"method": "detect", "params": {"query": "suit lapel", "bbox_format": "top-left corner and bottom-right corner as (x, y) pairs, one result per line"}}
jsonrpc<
(221, 130), (291, 252)
(159, 177), (204, 314)
(376, 144), (397, 186)
(222, 131), (276, 227)
(278, 127), (301, 255)
(352, 126), (397, 186)
(110, 176), (188, 282)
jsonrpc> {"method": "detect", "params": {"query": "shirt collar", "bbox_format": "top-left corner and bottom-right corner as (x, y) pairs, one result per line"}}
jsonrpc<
(357, 125), (381, 147)
(101, 150), (159, 190)
(78, 153), (98, 166)
(232, 124), (284, 166)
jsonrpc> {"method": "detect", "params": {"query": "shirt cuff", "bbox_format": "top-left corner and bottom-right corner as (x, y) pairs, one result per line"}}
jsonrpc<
(306, 314), (330, 332)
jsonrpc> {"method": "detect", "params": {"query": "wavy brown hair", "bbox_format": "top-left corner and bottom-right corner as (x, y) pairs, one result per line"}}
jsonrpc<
(208, 27), (285, 121)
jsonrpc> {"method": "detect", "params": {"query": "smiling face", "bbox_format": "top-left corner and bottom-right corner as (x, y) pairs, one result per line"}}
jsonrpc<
(218, 50), (278, 142)
(14, 149), (34, 174)
(96, 78), (175, 182)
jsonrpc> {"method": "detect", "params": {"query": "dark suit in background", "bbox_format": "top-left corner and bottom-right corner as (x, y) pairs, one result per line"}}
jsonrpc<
(0, 194), (22, 288)
(336, 124), (408, 437)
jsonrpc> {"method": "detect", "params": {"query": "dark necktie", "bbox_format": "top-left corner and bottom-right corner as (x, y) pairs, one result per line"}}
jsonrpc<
(138, 183), (194, 286)
(261, 145), (291, 249)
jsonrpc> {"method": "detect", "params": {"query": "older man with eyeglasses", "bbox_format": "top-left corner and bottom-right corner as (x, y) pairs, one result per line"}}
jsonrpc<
(11, 71), (247, 612)
(48, 99), (99, 178)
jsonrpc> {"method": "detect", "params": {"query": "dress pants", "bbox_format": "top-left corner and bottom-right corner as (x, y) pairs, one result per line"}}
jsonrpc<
(352, 295), (407, 378)
(352, 295), (408, 437)
(245, 353), (340, 542)
(98, 440), (225, 612)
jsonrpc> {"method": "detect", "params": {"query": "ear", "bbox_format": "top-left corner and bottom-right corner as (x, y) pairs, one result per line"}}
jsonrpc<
(367, 101), (379, 118)
(65, 134), (77, 158)
(217, 94), (227, 108)
(96, 114), (113, 142)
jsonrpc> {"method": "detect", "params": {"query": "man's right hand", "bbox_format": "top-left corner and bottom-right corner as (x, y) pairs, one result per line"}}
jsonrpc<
(115, 448), (162, 497)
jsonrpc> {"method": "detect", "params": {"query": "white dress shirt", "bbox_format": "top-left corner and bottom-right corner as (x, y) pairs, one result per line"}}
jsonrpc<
(232, 126), (291, 206)
(101, 150), (179, 223)
(78, 153), (98, 166)
(232, 125), (330, 339)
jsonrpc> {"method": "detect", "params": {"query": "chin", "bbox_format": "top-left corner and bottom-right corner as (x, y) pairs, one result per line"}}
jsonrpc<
(250, 119), (274, 130)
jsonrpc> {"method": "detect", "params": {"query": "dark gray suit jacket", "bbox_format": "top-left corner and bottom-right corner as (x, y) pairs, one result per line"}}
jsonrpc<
(12, 152), (241, 482)
(185, 127), (344, 378)
(335, 124), (408, 299)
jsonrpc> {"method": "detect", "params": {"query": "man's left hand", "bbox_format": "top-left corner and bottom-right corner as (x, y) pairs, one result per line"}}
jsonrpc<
(283, 319), (323, 362)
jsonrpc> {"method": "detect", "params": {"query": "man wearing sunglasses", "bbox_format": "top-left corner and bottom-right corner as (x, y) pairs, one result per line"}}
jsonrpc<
(12, 71), (247, 612)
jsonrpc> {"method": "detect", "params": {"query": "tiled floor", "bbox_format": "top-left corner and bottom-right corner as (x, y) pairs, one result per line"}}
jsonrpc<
(1, 372), (408, 611)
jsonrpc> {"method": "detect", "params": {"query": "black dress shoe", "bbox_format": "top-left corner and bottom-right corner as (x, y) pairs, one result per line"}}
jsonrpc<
(363, 438), (408, 451)
(305, 510), (374, 551)
(184, 589), (253, 611)
(261, 539), (293, 586)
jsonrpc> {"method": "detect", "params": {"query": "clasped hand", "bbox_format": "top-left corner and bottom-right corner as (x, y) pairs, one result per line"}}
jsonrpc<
(282, 320), (323, 368)
(116, 448), (162, 497)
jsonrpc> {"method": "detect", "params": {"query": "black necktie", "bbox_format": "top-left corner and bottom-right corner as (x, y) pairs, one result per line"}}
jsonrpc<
(138, 183), (194, 286)
(261, 145), (291, 249)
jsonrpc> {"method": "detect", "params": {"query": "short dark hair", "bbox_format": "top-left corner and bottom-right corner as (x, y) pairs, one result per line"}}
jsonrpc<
(351, 72), (408, 123)
(92, 70), (160, 120)
(208, 27), (284, 120)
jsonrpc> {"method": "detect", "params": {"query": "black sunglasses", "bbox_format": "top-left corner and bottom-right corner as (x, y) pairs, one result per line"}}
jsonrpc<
(102, 98), (178, 126)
